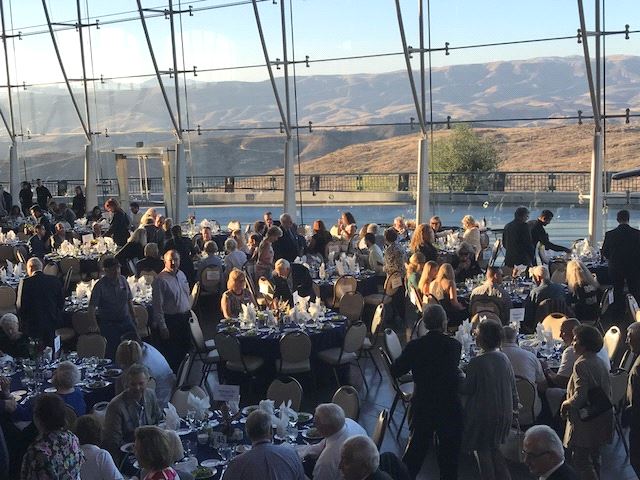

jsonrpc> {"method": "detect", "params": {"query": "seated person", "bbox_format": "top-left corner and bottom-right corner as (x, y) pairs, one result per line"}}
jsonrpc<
(470, 266), (512, 324)
(501, 326), (546, 421)
(452, 243), (483, 283)
(49, 222), (73, 251)
(340, 435), (393, 480)
(8, 205), (24, 223)
(56, 203), (76, 227)
(405, 252), (426, 291)
(0, 313), (29, 358)
(196, 240), (223, 282)
(247, 232), (262, 258)
(29, 205), (52, 235)
(297, 403), (367, 479)
(271, 258), (293, 307)
(364, 232), (384, 275)
(221, 269), (256, 319)
(14, 361), (86, 421)
(27, 224), (49, 259)
(102, 364), (162, 464)
(306, 220), (334, 259)
(75, 415), (123, 480)
(525, 265), (566, 324)
(393, 216), (411, 242)
(134, 426), (183, 480)
(115, 338), (176, 407)
(566, 259), (600, 323)
(86, 206), (103, 222)
(224, 238), (247, 273)
(135, 242), (165, 276)
(193, 225), (213, 253)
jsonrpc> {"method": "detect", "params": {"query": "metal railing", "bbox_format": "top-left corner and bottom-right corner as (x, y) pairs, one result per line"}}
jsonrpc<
(32, 171), (640, 198)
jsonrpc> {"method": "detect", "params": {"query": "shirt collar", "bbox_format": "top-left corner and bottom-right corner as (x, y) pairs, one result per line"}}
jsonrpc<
(540, 460), (564, 479)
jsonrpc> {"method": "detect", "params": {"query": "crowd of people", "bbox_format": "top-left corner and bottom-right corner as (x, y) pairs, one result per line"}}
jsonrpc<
(1, 186), (640, 479)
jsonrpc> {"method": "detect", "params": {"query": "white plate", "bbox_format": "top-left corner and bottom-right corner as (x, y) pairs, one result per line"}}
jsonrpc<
(120, 442), (135, 454)
(241, 405), (259, 416)
(235, 444), (251, 454)
(44, 387), (57, 393)
(11, 390), (26, 396)
(201, 459), (224, 468)
(302, 428), (323, 440)
(176, 428), (191, 436)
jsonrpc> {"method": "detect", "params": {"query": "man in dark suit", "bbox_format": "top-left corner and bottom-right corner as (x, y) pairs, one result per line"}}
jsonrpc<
(27, 224), (49, 259)
(528, 209), (572, 262)
(601, 209), (640, 315)
(523, 425), (578, 479)
(502, 206), (534, 269)
(16, 257), (64, 347)
(391, 304), (462, 480)
(273, 213), (301, 262)
(0, 185), (11, 217)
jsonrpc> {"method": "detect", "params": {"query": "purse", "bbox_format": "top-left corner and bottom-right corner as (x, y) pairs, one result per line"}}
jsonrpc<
(499, 416), (525, 463)
(578, 386), (613, 421)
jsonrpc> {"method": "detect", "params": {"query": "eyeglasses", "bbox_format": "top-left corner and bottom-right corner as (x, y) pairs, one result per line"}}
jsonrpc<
(521, 450), (551, 459)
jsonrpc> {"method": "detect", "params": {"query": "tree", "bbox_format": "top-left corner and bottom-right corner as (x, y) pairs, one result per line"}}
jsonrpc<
(431, 125), (501, 191)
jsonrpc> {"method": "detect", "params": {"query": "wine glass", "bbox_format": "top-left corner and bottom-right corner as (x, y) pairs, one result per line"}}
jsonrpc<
(218, 445), (232, 463)
(186, 409), (196, 430)
(286, 423), (298, 443)
(183, 439), (195, 457)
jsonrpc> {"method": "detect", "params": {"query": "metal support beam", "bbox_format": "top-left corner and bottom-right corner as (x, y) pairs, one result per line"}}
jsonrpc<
(394, 0), (429, 224)
(577, 0), (603, 245)
(1, 0), (19, 198)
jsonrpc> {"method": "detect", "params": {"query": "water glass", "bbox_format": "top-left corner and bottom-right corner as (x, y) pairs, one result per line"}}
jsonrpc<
(186, 409), (196, 430)
(218, 445), (233, 463)
(287, 424), (298, 443)
(183, 439), (195, 457)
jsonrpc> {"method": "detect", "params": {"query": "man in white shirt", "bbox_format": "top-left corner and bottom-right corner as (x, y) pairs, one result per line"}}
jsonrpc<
(501, 326), (547, 421)
(542, 318), (611, 414)
(523, 425), (578, 479)
(297, 403), (367, 479)
(364, 233), (384, 275)
(75, 414), (123, 480)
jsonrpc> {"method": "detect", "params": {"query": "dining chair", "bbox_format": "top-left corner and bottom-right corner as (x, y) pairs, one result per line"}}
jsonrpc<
(470, 297), (502, 318)
(339, 291), (364, 324)
(0, 245), (15, 267)
(541, 313), (568, 341)
(332, 385), (360, 420)
(170, 385), (209, 417)
(258, 277), (275, 305)
(43, 262), (59, 277)
(276, 331), (312, 376)
(371, 409), (389, 450)
(628, 294), (640, 322)
(59, 257), (82, 284)
(382, 328), (412, 385)
(610, 369), (630, 456)
(71, 310), (100, 335)
(190, 282), (201, 310)
(77, 334), (107, 358)
(617, 348), (636, 373)
(378, 347), (413, 436)
(188, 311), (219, 391)
(14, 246), (27, 265)
(133, 305), (150, 339)
(328, 275), (357, 309)
(488, 239), (502, 267)
(364, 272), (403, 308)
(62, 268), (73, 296)
(0, 285), (16, 315)
(534, 298), (574, 324)
(604, 326), (623, 363)
(515, 375), (538, 427)
(361, 304), (384, 377)
(214, 332), (264, 378)
(175, 353), (194, 390)
(408, 285), (423, 314)
(317, 321), (368, 391)
(266, 376), (303, 411)
(200, 265), (223, 296)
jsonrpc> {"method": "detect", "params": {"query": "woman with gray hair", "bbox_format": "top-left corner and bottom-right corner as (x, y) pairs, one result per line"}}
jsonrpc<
(224, 237), (247, 273)
(0, 313), (28, 357)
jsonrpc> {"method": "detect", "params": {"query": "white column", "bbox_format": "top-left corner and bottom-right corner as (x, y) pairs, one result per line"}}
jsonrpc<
(84, 143), (98, 209)
(588, 131), (603, 245)
(114, 154), (130, 213)
(162, 149), (176, 220)
(9, 141), (18, 202)
(174, 142), (188, 222)
(416, 136), (430, 225)
(283, 138), (296, 222)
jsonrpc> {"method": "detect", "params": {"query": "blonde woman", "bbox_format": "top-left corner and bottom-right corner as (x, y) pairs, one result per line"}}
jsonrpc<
(410, 223), (438, 262)
(461, 215), (481, 259)
(430, 263), (467, 325)
(221, 269), (256, 319)
(231, 229), (250, 255)
(139, 208), (158, 228)
(418, 260), (439, 296)
(406, 252), (426, 291)
(566, 259), (600, 323)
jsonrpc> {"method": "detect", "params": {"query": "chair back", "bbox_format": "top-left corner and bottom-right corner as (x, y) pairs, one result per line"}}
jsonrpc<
(534, 297), (574, 324)
(214, 332), (243, 364)
(549, 261), (567, 284)
(279, 331), (312, 364)
(17, 232), (30, 242)
(175, 353), (193, 389)
(133, 305), (150, 338)
(541, 313), (568, 340)
(371, 409), (389, 450)
(515, 376), (537, 426)
(470, 298), (502, 317)
(267, 376), (303, 411)
(190, 282), (201, 309)
(188, 310), (207, 352)
(0, 286), (16, 309)
(604, 326), (623, 361)
(619, 348), (636, 373)
(14, 246), (27, 265)
(71, 310), (99, 335)
(343, 322), (367, 354)
(139, 269), (157, 284)
(43, 262), (59, 276)
(339, 291), (364, 324)
(383, 272), (403, 297)
(471, 311), (502, 326)
(600, 287), (613, 317)
(332, 385), (360, 420)
(423, 293), (439, 305)
(610, 370), (629, 407)
(126, 259), (137, 277)
(59, 257), (81, 276)
(200, 265), (223, 294)
(170, 385), (209, 417)
(0, 245), (15, 265)
(383, 328), (403, 362)
(411, 318), (428, 339)
(628, 294), (640, 319)
(408, 286), (423, 313)
(62, 268), (73, 294)
(488, 239), (501, 267)
(332, 275), (357, 307)
(371, 304), (385, 337)
(77, 334), (107, 358)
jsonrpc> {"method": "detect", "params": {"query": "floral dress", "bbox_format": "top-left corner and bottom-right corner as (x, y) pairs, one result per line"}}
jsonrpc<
(21, 429), (84, 480)
(222, 288), (255, 318)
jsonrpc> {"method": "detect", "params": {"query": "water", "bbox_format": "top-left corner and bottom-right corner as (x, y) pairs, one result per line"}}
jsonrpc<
(186, 202), (630, 246)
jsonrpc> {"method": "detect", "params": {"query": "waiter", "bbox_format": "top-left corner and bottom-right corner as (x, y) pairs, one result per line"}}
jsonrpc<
(528, 210), (571, 261)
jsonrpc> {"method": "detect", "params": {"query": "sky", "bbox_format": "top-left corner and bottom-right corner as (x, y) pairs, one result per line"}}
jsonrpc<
(0, 0), (637, 86)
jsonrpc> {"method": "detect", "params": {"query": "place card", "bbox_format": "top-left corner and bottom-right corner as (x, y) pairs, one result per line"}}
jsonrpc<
(53, 335), (61, 359)
(608, 289), (614, 306)
(213, 384), (240, 402)
(82, 234), (93, 244)
(509, 308), (525, 323)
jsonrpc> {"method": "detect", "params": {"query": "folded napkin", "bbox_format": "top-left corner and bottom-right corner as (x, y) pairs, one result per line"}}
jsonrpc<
(276, 400), (294, 437)
(535, 323), (546, 344)
(5, 231), (15, 242)
(13, 263), (22, 277)
(259, 399), (275, 416)
(0, 270), (6, 282)
(513, 264), (528, 276)
(319, 263), (326, 280)
(187, 392), (210, 421)
(345, 255), (357, 273)
(0, 232), (5, 243)
(76, 217), (88, 226)
(335, 260), (345, 277)
(5, 260), (13, 274)
(164, 402), (180, 431)
(240, 303), (257, 324)
(72, 238), (81, 247)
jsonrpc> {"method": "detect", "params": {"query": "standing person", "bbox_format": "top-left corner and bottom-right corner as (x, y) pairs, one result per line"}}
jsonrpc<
(129, 202), (142, 228)
(164, 225), (197, 285)
(391, 304), (463, 480)
(461, 320), (518, 480)
(151, 250), (192, 373)
(273, 213), (301, 262)
(104, 198), (130, 247)
(0, 185), (11, 217)
(523, 425), (578, 480)
(626, 322), (640, 478)
(502, 206), (534, 269)
(528, 210), (572, 261)
(27, 224), (49, 259)
(72, 185), (86, 219)
(88, 257), (137, 359)
(18, 181), (33, 216)
(16, 258), (64, 347)
(35, 179), (52, 210)
(560, 325), (613, 479)
(256, 226), (282, 279)
(601, 209), (640, 316)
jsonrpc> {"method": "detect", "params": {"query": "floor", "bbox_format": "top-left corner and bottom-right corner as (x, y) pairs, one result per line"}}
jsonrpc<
(194, 298), (637, 480)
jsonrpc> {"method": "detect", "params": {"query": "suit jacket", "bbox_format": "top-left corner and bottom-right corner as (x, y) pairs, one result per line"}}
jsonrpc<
(391, 331), (462, 421)
(547, 462), (579, 480)
(601, 223), (640, 275)
(105, 209), (130, 246)
(502, 219), (533, 267)
(0, 191), (11, 213)
(271, 275), (293, 307)
(273, 227), (301, 262)
(17, 272), (64, 345)
(27, 234), (48, 259)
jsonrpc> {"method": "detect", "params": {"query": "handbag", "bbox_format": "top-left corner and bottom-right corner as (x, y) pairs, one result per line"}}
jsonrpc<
(578, 386), (613, 422)
(499, 416), (525, 463)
